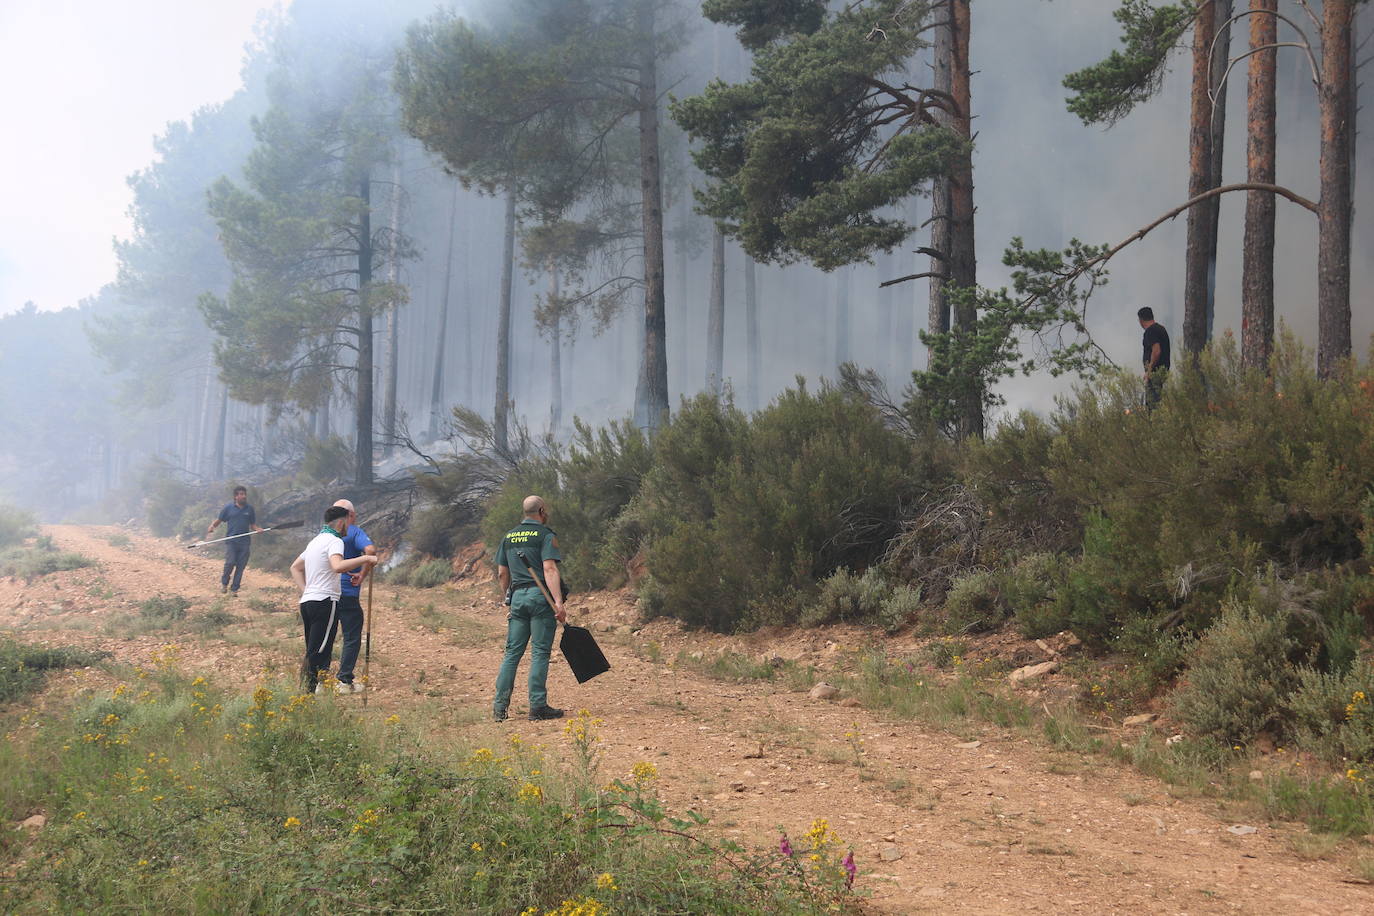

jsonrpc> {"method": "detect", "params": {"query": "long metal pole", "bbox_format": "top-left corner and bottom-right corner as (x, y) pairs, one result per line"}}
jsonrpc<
(362, 574), (374, 707)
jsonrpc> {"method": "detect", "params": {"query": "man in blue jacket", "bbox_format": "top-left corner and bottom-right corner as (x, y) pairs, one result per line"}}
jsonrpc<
(330, 498), (376, 694)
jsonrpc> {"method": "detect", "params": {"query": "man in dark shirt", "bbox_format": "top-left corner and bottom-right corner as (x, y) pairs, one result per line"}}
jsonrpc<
(1138, 307), (1171, 409)
(206, 485), (263, 595)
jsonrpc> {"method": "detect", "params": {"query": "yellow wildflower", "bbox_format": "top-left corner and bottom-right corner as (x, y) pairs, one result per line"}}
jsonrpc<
(283, 816), (301, 828)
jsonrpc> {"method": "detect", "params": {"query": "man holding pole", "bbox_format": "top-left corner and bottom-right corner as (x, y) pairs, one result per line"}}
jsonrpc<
(205, 485), (263, 595)
(492, 495), (566, 722)
(330, 498), (376, 695)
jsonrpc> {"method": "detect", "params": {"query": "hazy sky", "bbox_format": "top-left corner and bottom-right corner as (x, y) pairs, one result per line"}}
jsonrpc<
(0, 0), (275, 316)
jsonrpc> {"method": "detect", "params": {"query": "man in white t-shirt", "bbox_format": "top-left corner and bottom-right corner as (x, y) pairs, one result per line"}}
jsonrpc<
(290, 505), (378, 693)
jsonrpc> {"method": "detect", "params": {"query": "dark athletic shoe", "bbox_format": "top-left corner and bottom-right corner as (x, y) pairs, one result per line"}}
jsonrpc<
(493, 710), (508, 723)
(528, 706), (564, 721)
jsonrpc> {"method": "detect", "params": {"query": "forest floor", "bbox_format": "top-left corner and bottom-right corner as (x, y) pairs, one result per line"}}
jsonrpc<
(4, 525), (1374, 914)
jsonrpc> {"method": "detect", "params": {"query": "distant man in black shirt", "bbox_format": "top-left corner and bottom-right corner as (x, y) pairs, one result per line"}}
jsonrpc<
(1137, 307), (1171, 409)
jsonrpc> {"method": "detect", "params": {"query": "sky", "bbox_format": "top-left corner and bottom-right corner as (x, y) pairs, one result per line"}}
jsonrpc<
(0, 0), (276, 316)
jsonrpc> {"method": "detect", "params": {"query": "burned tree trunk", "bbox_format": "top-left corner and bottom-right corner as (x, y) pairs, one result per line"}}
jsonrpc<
(1241, 0), (1276, 370)
(1204, 0), (1234, 341)
(1317, 0), (1354, 377)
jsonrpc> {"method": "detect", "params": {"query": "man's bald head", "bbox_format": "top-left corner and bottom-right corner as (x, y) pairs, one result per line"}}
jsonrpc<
(332, 499), (356, 515)
(522, 495), (545, 518)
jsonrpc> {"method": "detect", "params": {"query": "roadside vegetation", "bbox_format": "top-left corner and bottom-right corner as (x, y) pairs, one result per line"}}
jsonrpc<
(0, 652), (856, 914)
(394, 334), (1374, 833)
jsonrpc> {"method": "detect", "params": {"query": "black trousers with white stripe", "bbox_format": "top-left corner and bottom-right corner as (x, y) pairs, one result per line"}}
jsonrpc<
(299, 598), (339, 690)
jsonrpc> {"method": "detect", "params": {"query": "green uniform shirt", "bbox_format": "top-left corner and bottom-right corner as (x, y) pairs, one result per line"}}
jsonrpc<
(496, 519), (562, 589)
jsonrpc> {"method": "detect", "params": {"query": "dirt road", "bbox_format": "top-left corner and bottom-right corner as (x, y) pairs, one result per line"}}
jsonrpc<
(3, 525), (1371, 914)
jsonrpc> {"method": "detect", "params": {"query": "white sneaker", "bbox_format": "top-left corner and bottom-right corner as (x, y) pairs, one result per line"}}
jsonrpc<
(314, 683), (326, 695)
(335, 681), (365, 695)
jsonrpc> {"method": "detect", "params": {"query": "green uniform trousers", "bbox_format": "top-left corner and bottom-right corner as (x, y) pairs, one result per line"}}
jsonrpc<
(493, 588), (557, 715)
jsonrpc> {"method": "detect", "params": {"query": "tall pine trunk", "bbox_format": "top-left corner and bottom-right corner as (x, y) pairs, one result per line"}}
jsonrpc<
(213, 383), (228, 480)
(927, 8), (954, 360)
(1241, 0), (1276, 369)
(706, 226), (725, 395)
(1317, 0), (1354, 377)
(834, 265), (850, 369)
(383, 158), (403, 457)
(429, 181), (459, 439)
(355, 172), (374, 486)
(1204, 1), (1234, 341)
(495, 191), (516, 450)
(549, 266), (563, 432)
(633, 0), (669, 433)
(1182, 0), (1231, 355)
(744, 255), (760, 411)
(948, 0), (980, 439)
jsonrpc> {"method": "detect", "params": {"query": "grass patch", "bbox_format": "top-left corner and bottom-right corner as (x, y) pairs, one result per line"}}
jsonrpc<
(0, 637), (108, 705)
(0, 544), (96, 582)
(0, 678), (859, 913)
(104, 532), (132, 548)
(675, 650), (817, 689)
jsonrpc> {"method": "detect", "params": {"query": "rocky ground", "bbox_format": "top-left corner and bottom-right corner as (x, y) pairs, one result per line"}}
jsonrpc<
(4, 525), (1372, 914)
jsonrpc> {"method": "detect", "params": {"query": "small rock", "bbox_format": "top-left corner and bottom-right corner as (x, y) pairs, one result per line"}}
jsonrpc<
(729, 782), (747, 792)
(1122, 713), (1157, 727)
(954, 740), (981, 749)
(918, 886), (945, 897)
(1226, 824), (1258, 836)
(18, 814), (46, 830)
(1249, 770), (1264, 782)
(614, 625), (633, 636)
(880, 846), (903, 862)
(1008, 660), (1059, 684)
(883, 834), (896, 842)
(1034, 638), (1057, 657)
(809, 683), (841, 700)
(838, 697), (862, 708)
(743, 745), (765, 759)
(1165, 734), (1184, 746)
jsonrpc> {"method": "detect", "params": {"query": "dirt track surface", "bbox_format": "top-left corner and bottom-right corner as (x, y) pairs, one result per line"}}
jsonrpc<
(4, 525), (1373, 914)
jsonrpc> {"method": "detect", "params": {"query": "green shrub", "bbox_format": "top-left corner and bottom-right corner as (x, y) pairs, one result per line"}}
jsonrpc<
(943, 568), (1008, 634)
(878, 584), (923, 633)
(298, 434), (354, 486)
(640, 384), (926, 631)
(140, 462), (201, 537)
(801, 568), (890, 628)
(1286, 657), (1374, 765)
(0, 503), (38, 550)
(1001, 553), (1063, 637)
(0, 638), (108, 705)
(1169, 600), (1298, 745)
(389, 557), (451, 589)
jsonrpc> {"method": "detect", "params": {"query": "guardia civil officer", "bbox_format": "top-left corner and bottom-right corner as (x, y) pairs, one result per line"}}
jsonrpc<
(492, 495), (566, 722)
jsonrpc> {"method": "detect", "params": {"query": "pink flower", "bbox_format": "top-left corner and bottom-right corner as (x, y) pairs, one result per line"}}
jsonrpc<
(842, 850), (856, 889)
(779, 834), (793, 857)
